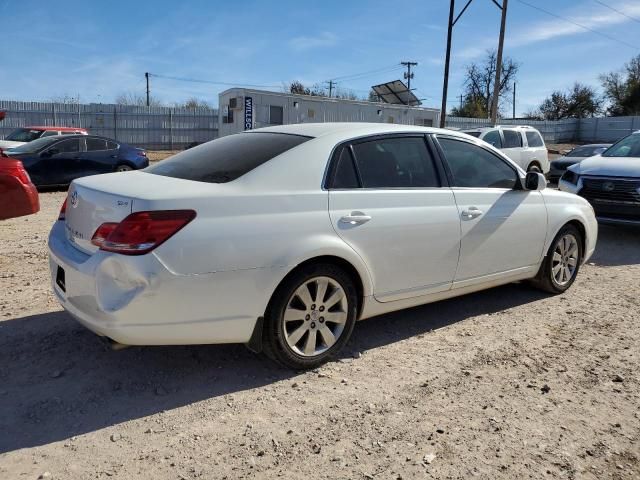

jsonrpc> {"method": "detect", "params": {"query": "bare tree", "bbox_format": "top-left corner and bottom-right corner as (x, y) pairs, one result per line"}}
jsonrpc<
(180, 97), (212, 109)
(454, 50), (519, 118)
(115, 92), (163, 107)
(49, 94), (80, 104)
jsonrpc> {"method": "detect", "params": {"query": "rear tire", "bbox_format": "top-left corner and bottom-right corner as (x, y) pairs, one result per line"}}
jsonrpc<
(115, 164), (133, 172)
(531, 224), (583, 294)
(527, 163), (542, 173)
(262, 263), (358, 370)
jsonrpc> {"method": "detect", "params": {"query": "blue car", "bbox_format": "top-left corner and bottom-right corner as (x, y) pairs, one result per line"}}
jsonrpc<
(4, 135), (149, 187)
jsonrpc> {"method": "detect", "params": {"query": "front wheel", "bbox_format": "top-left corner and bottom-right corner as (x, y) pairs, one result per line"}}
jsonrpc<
(262, 264), (358, 369)
(531, 225), (583, 293)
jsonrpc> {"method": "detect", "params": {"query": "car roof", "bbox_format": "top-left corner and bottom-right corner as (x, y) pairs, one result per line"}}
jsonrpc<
(462, 125), (540, 132)
(24, 126), (88, 131)
(249, 122), (463, 141)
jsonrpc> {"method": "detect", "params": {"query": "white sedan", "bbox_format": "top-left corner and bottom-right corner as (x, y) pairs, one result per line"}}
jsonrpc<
(49, 123), (598, 369)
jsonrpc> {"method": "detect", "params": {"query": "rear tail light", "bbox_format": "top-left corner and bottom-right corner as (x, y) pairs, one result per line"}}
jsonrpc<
(0, 159), (32, 184)
(91, 210), (196, 255)
(137, 150), (147, 157)
(58, 198), (68, 221)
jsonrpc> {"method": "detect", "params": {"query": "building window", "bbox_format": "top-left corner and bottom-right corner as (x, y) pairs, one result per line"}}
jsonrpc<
(269, 105), (284, 125)
(307, 108), (315, 119)
(414, 118), (433, 127)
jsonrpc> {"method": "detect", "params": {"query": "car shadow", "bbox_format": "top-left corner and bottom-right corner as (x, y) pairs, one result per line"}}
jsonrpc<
(588, 223), (640, 267)
(0, 282), (547, 453)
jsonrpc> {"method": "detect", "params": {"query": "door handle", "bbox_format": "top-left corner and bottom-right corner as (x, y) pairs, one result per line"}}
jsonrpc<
(340, 212), (371, 225)
(461, 207), (483, 219)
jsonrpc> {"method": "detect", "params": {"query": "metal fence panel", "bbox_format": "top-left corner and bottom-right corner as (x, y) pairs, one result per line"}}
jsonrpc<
(0, 100), (218, 150)
(444, 116), (579, 143)
(577, 116), (640, 143)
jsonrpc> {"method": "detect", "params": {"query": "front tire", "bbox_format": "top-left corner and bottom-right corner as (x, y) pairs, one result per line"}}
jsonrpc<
(531, 224), (583, 294)
(263, 264), (358, 369)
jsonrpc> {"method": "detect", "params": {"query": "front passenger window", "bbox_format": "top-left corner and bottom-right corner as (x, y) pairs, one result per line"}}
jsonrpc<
(438, 138), (517, 189)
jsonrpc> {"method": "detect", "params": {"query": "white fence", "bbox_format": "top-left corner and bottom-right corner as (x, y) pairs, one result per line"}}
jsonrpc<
(0, 100), (219, 150)
(445, 115), (640, 144)
(2, 99), (639, 148)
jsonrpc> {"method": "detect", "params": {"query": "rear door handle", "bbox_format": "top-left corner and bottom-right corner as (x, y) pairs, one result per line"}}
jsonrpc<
(340, 212), (371, 225)
(461, 207), (483, 219)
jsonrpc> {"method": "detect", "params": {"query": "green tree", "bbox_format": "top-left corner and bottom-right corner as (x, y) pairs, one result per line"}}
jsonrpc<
(600, 54), (640, 116)
(532, 83), (602, 120)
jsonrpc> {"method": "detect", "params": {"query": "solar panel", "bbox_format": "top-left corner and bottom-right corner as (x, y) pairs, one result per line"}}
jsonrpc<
(371, 80), (421, 106)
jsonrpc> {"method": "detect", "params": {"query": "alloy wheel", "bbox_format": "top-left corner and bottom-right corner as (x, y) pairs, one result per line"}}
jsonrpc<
(283, 276), (348, 357)
(116, 165), (133, 172)
(551, 233), (579, 286)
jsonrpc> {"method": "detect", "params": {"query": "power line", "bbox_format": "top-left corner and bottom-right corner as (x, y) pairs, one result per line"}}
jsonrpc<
(329, 64), (403, 82)
(148, 73), (282, 89)
(516, 0), (640, 50)
(593, 0), (640, 24)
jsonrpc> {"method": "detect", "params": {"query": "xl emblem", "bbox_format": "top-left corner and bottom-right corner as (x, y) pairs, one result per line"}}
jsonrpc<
(70, 190), (79, 208)
(602, 182), (615, 192)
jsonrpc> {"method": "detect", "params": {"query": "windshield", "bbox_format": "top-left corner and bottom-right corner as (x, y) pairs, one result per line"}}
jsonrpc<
(146, 132), (312, 183)
(567, 146), (602, 157)
(6, 136), (58, 154)
(602, 134), (640, 158)
(5, 128), (43, 142)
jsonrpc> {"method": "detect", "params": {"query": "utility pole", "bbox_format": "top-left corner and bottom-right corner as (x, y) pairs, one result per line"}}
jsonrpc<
(145, 72), (150, 107)
(440, 0), (475, 127)
(401, 61), (418, 105)
(460, 94), (464, 110)
(490, 0), (508, 125)
(327, 80), (334, 98)
(512, 81), (516, 119)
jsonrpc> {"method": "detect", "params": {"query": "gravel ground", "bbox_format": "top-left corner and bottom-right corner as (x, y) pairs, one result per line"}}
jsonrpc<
(1, 190), (639, 480)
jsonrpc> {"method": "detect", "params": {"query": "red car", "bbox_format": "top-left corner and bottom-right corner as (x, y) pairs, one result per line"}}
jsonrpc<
(0, 126), (88, 152)
(0, 157), (40, 220)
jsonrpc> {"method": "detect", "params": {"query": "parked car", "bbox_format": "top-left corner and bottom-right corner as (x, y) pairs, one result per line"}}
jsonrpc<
(0, 126), (88, 151)
(49, 123), (597, 369)
(462, 125), (549, 174)
(548, 144), (611, 183)
(5, 135), (148, 187)
(559, 131), (640, 225)
(0, 157), (39, 220)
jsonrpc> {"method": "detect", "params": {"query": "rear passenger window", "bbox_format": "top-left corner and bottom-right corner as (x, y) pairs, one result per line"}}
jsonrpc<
(526, 131), (544, 147)
(351, 137), (439, 188)
(331, 147), (359, 189)
(503, 130), (522, 148)
(86, 138), (108, 151)
(483, 130), (502, 148)
(438, 137), (517, 189)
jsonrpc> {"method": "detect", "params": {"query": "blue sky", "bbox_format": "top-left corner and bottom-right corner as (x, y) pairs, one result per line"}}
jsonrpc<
(1, 0), (639, 115)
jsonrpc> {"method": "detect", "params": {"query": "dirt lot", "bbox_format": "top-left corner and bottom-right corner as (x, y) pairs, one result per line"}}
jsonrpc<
(1, 189), (639, 480)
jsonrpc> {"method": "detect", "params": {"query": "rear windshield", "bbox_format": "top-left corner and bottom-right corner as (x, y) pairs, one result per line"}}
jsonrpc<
(146, 132), (311, 183)
(567, 146), (601, 157)
(6, 136), (58, 154)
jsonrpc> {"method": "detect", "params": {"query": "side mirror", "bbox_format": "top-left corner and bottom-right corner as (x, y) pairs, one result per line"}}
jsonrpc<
(524, 171), (546, 191)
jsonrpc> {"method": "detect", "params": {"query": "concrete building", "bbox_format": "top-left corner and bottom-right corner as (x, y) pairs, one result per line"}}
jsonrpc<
(218, 88), (440, 137)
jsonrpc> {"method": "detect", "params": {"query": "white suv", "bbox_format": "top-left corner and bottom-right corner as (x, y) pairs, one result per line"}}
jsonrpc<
(463, 126), (549, 174)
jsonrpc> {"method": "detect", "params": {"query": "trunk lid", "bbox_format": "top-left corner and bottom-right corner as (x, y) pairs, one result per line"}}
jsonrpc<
(65, 183), (133, 254)
(64, 171), (234, 255)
